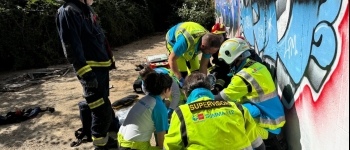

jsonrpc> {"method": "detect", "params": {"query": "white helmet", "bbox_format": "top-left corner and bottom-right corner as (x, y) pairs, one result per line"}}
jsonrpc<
(218, 38), (251, 65)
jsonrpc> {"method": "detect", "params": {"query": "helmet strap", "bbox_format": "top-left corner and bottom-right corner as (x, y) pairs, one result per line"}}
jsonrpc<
(227, 58), (247, 77)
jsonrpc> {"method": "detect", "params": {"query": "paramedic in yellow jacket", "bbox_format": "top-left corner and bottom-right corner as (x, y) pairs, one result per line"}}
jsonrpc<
(214, 38), (286, 140)
(166, 22), (223, 87)
(164, 72), (265, 150)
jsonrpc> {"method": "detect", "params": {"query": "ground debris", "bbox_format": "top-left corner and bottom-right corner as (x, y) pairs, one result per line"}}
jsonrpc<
(0, 67), (72, 92)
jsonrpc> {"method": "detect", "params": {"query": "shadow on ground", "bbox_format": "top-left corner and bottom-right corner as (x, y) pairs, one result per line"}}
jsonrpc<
(0, 83), (82, 148)
(0, 33), (166, 149)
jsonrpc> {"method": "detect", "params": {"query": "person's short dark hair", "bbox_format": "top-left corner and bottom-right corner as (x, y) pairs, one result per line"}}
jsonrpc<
(203, 33), (222, 48)
(144, 72), (172, 95)
(182, 72), (211, 96)
(139, 66), (155, 79)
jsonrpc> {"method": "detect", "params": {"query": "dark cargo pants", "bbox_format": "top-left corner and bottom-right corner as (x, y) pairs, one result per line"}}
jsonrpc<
(79, 70), (118, 141)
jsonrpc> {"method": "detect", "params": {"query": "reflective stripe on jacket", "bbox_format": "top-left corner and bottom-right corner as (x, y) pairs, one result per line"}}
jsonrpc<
(220, 59), (286, 130)
(164, 96), (262, 150)
(166, 22), (208, 61)
(56, 2), (112, 77)
(118, 133), (159, 150)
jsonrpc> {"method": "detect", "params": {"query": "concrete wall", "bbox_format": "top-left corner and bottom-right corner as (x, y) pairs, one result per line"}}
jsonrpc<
(215, 0), (349, 149)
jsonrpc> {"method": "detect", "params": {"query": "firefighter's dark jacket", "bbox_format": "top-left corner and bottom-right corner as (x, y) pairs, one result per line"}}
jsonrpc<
(210, 38), (231, 90)
(56, 0), (114, 81)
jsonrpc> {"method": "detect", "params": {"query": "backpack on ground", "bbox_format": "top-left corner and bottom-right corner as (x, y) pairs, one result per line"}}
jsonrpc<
(111, 95), (139, 110)
(133, 76), (143, 94)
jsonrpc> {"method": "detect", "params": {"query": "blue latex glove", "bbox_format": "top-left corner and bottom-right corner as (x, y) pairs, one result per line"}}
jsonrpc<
(167, 108), (174, 119)
(179, 78), (185, 87)
(242, 103), (261, 118)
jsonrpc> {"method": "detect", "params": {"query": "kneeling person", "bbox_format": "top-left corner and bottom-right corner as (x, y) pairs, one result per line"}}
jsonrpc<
(139, 66), (185, 118)
(215, 38), (286, 140)
(118, 73), (172, 150)
(164, 72), (265, 150)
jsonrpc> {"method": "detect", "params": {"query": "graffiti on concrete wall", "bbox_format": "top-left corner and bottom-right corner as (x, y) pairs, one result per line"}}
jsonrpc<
(215, 0), (349, 149)
(215, 0), (240, 37)
(225, 0), (345, 109)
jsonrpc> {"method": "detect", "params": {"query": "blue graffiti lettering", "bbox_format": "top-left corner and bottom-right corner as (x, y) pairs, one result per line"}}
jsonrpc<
(216, 0), (341, 108)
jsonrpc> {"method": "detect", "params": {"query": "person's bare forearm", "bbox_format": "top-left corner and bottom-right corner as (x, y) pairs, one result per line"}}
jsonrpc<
(199, 66), (207, 75)
(170, 62), (181, 79)
(157, 131), (166, 149)
(169, 52), (181, 79)
(199, 57), (210, 75)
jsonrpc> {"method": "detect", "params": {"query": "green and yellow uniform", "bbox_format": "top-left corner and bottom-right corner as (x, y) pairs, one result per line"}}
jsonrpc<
(166, 22), (211, 74)
(164, 88), (263, 150)
(219, 59), (286, 139)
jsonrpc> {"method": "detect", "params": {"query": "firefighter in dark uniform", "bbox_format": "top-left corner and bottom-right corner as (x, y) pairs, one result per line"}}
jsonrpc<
(56, 0), (118, 149)
(208, 23), (231, 94)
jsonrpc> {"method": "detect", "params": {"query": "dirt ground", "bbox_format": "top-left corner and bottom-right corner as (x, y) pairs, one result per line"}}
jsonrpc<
(0, 33), (166, 150)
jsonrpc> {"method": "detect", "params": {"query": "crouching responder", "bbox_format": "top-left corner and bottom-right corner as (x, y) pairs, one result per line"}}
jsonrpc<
(165, 22), (223, 86)
(214, 38), (286, 140)
(209, 23), (263, 95)
(164, 72), (265, 150)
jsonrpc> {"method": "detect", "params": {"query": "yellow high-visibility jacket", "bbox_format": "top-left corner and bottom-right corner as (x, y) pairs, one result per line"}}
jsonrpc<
(220, 59), (285, 130)
(166, 22), (208, 61)
(164, 96), (262, 150)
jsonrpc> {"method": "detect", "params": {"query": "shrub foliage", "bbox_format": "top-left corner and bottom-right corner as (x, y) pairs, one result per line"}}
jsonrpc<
(0, 0), (214, 71)
(177, 0), (215, 30)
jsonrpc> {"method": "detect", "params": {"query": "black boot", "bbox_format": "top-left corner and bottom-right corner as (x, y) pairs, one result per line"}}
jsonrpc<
(106, 137), (118, 148)
(93, 137), (118, 150)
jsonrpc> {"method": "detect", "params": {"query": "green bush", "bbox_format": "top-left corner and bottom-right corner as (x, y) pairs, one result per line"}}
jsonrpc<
(176, 0), (215, 30)
(0, 0), (193, 71)
(92, 0), (151, 46)
(93, 0), (181, 47)
(0, 0), (63, 71)
(145, 0), (182, 31)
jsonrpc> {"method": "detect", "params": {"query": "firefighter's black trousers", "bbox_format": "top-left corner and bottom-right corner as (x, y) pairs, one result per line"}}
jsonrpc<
(79, 70), (118, 138)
